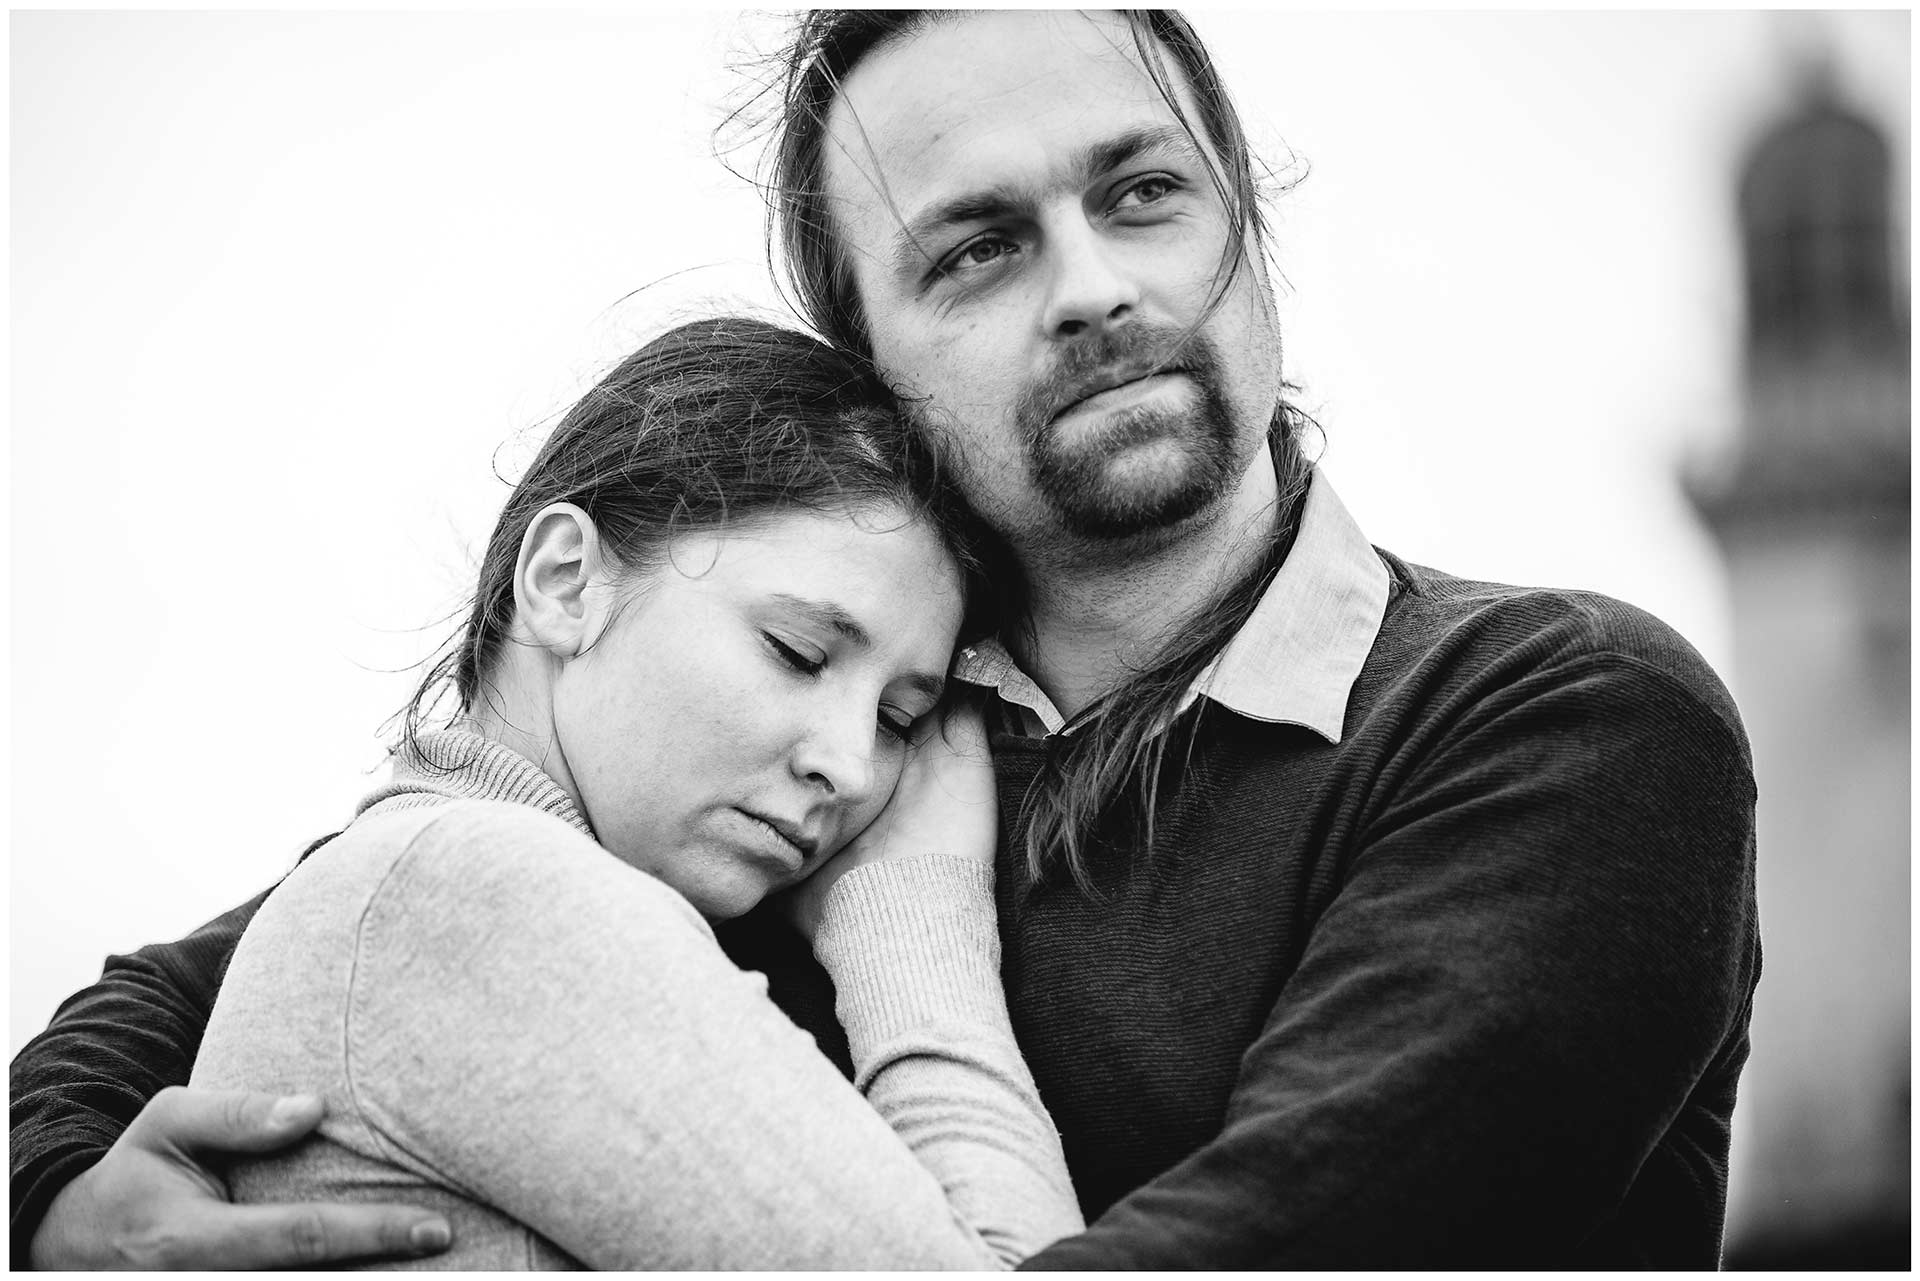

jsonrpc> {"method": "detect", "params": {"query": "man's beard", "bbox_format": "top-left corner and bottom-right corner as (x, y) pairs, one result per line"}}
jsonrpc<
(1014, 325), (1242, 540)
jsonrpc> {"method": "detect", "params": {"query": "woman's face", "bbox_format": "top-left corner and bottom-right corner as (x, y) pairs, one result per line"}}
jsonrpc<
(550, 503), (967, 920)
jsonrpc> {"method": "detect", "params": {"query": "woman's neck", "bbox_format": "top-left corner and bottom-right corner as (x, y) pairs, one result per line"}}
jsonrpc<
(460, 647), (582, 808)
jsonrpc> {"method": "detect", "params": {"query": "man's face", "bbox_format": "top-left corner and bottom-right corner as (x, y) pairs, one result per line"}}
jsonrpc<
(823, 11), (1283, 550)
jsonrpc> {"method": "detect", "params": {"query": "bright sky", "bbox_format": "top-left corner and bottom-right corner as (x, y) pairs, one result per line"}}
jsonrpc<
(9, 9), (1908, 1070)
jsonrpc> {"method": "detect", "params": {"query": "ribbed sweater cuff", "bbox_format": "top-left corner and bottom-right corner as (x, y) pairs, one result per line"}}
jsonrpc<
(812, 857), (1007, 1076)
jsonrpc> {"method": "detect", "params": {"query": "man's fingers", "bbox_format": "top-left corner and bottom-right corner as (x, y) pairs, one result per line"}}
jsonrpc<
(131, 1086), (325, 1157)
(129, 1202), (452, 1270)
(45, 1091), (454, 1269)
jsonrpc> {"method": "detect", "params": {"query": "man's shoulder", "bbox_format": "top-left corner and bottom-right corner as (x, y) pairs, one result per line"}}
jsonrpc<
(1367, 548), (1742, 736)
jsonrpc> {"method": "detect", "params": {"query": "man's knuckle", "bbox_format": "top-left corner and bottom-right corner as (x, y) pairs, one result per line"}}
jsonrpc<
(135, 1085), (186, 1134)
(225, 1091), (260, 1133)
(286, 1211), (333, 1264)
(117, 1226), (188, 1269)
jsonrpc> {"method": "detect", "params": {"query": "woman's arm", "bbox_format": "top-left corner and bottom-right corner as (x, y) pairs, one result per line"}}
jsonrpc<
(337, 794), (1078, 1267)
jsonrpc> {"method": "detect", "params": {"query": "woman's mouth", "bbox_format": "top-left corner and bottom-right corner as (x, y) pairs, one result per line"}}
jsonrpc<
(734, 809), (817, 869)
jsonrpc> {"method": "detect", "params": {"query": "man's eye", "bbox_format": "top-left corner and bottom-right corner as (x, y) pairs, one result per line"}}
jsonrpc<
(940, 234), (1016, 276)
(764, 634), (824, 675)
(877, 709), (915, 743)
(1114, 175), (1178, 209)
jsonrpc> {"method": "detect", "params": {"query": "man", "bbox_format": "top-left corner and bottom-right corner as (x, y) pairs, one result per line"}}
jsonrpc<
(13, 11), (1759, 1268)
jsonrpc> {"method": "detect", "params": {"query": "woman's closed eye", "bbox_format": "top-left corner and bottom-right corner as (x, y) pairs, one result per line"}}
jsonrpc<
(877, 706), (916, 744)
(763, 632), (825, 676)
(767, 631), (919, 744)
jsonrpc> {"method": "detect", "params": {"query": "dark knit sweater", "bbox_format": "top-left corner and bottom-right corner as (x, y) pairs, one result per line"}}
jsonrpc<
(10, 549), (1759, 1268)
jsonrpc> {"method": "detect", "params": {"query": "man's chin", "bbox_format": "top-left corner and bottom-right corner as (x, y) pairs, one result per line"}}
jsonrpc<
(1046, 445), (1229, 541)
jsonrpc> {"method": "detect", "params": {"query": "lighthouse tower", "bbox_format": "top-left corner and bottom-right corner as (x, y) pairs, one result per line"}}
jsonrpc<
(1688, 50), (1910, 1269)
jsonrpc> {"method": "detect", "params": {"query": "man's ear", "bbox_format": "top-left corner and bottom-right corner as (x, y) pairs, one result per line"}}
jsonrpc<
(513, 502), (608, 658)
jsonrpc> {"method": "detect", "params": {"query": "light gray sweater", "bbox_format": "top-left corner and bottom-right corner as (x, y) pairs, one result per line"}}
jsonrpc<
(190, 731), (1082, 1269)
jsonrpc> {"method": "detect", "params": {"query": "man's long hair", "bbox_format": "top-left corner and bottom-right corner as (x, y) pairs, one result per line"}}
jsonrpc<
(735, 10), (1317, 891)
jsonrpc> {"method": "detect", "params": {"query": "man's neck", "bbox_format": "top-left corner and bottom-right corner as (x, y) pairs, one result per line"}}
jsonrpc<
(1008, 445), (1283, 723)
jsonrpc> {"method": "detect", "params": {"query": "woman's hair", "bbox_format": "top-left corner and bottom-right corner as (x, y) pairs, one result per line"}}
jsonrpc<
(397, 314), (999, 750)
(730, 8), (1320, 892)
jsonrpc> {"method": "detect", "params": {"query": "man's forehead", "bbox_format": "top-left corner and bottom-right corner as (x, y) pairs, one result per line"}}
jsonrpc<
(822, 11), (1193, 208)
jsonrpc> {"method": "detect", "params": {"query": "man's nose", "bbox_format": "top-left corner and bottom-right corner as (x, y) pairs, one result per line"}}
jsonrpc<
(1041, 218), (1140, 339)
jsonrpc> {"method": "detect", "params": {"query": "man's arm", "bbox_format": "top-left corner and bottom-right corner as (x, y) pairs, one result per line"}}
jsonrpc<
(12, 840), (452, 1268)
(1022, 652), (1760, 1268)
(12, 889), (267, 1258)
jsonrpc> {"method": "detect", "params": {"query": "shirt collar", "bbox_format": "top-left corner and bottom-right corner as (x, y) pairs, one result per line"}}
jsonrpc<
(953, 470), (1389, 743)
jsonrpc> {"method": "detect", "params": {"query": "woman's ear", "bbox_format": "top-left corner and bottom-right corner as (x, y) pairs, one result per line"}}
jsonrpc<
(513, 502), (608, 658)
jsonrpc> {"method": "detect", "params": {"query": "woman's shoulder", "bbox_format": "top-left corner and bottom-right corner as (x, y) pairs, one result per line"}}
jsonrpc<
(351, 798), (714, 958)
(250, 798), (712, 993)
(364, 796), (599, 871)
(314, 798), (722, 1083)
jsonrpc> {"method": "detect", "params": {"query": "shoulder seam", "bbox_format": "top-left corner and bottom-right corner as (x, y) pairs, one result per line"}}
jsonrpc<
(339, 808), (486, 1191)
(1520, 649), (1750, 756)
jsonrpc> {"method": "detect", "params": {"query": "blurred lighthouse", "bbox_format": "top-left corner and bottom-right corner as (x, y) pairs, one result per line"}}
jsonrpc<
(1687, 38), (1910, 1271)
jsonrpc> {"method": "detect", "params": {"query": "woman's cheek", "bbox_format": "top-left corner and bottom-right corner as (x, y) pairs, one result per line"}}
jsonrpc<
(857, 757), (909, 832)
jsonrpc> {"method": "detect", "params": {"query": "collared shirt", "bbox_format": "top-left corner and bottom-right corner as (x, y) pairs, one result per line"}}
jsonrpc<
(952, 470), (1391, 742)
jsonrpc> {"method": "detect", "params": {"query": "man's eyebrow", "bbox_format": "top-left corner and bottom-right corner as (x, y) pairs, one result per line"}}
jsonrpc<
(891, 186), (1028, 276)
(889, 123), (1209, 277)
(1084, 124), (1207, 184)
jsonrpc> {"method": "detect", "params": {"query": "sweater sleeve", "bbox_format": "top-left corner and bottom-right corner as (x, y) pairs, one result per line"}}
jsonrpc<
(1022, 653), (1760, 1268)
(342, 803), (1081, 1269)
(9, 888), (268, 1261)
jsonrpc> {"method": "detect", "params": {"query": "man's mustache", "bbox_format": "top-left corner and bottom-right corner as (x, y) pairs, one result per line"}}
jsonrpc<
(1018, 328), (1210, 435)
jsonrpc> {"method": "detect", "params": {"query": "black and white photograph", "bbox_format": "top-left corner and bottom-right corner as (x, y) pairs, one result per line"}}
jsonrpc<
(10, 7), (1909, 1269)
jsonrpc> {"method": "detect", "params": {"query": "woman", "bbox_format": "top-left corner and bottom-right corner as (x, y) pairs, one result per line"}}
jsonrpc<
(188, 316), (1082, 1268)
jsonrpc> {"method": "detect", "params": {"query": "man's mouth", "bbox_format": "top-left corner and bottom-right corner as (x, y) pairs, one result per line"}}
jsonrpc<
(1055, 362), (1190, 421)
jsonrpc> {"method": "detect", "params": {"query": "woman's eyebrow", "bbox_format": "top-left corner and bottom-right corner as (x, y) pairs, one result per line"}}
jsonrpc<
(903, 670), (947, 706)
(770, 593), (871, 646)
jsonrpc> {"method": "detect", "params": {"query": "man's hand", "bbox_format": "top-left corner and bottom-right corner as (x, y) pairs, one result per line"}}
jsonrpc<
(29, 1086), (452, 1269)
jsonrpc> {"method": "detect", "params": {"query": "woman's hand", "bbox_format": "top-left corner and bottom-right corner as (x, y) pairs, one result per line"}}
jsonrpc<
(785, 699), (997, 939)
